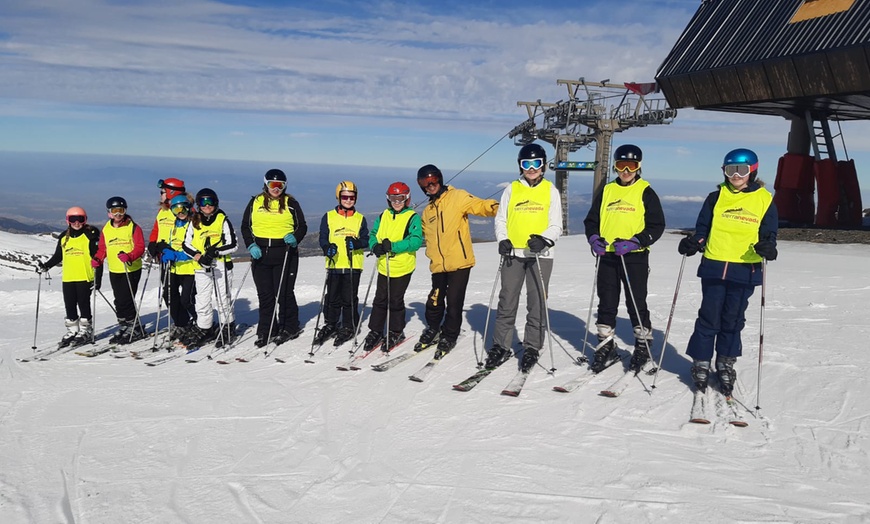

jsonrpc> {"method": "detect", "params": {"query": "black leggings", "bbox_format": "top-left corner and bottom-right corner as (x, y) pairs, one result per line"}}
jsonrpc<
(62, 281), (92, 321)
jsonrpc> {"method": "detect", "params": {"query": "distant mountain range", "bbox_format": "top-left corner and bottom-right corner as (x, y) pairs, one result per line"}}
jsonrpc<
(0, 217), (58, 235)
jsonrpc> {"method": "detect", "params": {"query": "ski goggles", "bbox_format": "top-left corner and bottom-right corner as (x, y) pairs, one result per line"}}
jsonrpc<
(519, 158), (544, 171)
(723, 163), (756, 178)
(108, 206), (126, 216)
(157, 179), (184, 191)
(171, 203), (190, 215)
(339, 193), (357, 201)
(67, 215), (86, 224)
(197, 196), (217, 207)
(266, 180), (286, 190)
(614, 160), (641, 173)
(388, 194), (409, 204)
(418, 174), (440, 189)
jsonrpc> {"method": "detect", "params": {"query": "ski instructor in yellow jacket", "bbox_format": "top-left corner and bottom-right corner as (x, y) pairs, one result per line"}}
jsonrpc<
(415, 164), (499, 356)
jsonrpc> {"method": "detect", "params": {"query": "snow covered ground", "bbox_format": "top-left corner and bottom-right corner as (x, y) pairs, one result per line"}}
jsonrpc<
(1, 230), (869, 523)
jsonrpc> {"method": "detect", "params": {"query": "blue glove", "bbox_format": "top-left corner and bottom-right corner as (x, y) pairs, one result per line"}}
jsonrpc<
(613, 237), (641, 256)
(284, 233), (297, 247)
(588, 234), (608, 256)
(248, 243), (262, 260)
(325, 243), (338, 257)
(161, 248), (179, 262)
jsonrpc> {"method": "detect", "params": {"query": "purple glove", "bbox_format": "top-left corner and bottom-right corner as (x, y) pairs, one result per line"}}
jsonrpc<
(613, 237), (641, 256)
(588, 234), (608, 256)
(118, 252), (132, 263)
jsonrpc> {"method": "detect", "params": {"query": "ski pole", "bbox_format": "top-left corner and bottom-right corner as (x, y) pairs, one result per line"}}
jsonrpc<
(264, 246), (290, 356)
(650, 254), (687, 390)
(308, 269), (331, 358)
(533, 253), (555, 374)
(383, 251), (391, 353)
(32, 272), (43, 351)
(478, 256), (505, 368)
(350, 257), (377, 353)
(756, 259), (767, 414)
(97, 289), (117, 315)
(619, 254), (654, 375)
(123, 261), (145, 343)
(90, 278), (98, 345)
(581, 257), (600, 361)
(152, 262), (168, 349)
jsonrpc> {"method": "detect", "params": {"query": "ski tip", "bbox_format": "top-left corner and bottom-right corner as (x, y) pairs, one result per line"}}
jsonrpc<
(599, 391), (618, 397)
(303, 359), (315, 364)
(452, 385), (468, 391)
(500, 390), (520, 397)
(552, 387), (569, 393)
(729, 420), (749, 428)
(408, 376), (423, 382)
(689, 418), (711, 425)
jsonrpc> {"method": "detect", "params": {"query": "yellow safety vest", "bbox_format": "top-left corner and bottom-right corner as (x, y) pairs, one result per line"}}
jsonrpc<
(250, 194), (296, 239)
(169, 221), (197, 275)
(599, 179), (650, 253)
(326, 209), (365, 269)
(506, 179), (552, 249)
(376, 209), (416, 278)
(155, 207), (176, 242)
(102, 221), (142, 274)
(705, 184), (774, 263)
(189, 213), (231, 264)
(61, 233), (94, 283)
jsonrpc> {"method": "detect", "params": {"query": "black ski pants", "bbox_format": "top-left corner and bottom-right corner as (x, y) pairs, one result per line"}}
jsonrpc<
(109, 268), (141, 322)
(168, 272), (197, 328)
(253, 245), (299, 337)
(324, 269), (361, 329)
(595, 251), (651, 335)
(368, 272), (412, 334)
(425, 267), (471, 342)
(62, 281), (92, 321)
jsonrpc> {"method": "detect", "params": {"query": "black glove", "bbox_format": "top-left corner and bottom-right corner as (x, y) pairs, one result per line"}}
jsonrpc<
(147, 241), (159, 258)
(498, 239), (513, 256)
(527, 234), (553, 254)
(372, 243), (387, 257)
(381, 239), (392, 253)
(35, 261), (47, 274)
(199, 253), (214, 267)
(94, 266), (103, 291)
(156, 240), (170, 253)
(678, 236), (703, 256)
(346, 236), (364, 250)
(754, 240), (778, 260)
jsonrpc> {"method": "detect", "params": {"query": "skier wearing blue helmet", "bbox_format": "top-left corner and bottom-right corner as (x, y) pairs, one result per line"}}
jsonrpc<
(159, 193), (198, 339)
(678, 148), (778, 399)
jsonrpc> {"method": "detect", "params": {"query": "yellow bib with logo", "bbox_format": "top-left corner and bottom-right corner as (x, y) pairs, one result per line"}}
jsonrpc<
(61, 233), (95, 282)
(190, 213), (231, 265)
(103, 221), (143, 274)
(506, 179), (552, 248)
(705, 185), (773, 263)
(250, 194), (296, 239)
(169, 222), (197, 275)
(326, 209), (365, 269)
(376, 209), (416, 277)
(599, 179), (649, 253)
(155, 207), (176, 242)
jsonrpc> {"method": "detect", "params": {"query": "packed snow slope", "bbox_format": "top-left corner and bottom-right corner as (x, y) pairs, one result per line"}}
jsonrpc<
(1, 230), (868, 523)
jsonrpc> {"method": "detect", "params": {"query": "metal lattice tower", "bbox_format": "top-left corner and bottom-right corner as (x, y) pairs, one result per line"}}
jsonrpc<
(508, 78), (677, 233)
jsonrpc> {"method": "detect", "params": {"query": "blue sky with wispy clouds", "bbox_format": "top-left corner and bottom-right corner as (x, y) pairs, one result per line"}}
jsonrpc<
(1, 0), (869, 189)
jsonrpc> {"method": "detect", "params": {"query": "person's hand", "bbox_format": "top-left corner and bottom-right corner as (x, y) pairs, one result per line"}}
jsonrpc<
(91, 258), (102, 268)
(248, 244), (262, 260)
(147, 241), (159, 258)
(372, 243), (387, 257)
(527, 234), (553, 254)
(588, 234), (608, 257)
(678, 236), (703, 256)
(498, 239), (513, 256)
(35, 261), (47, 274)
(284, 233), (297, 247)
(346, 237), (364, 250)
(754, 240), (778, 260)
(325, 243), (338, 258)
(199, 252), (215, 267)
(161, 248), (178, 262)
(118, 252), (132, 264)
(381, 239), (392, 253)
(613, 237), (641, 256)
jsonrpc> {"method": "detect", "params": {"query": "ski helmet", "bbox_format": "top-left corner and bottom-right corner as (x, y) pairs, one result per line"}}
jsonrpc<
(723, 148), (758, 167)
(264, 168), (287, 183)
(416, 164), (444, 194)
(386, 182), (411, 207)
(106, 196), (128, 210)
(158, 177), (186, 200)
(169, 195), (191, 215)
(614, 144), (643, 162)
(335, 180), (358, 200)
(196, 188), (219, 208)
(517, 143), (547, 174)
(66, 206), (87, 224)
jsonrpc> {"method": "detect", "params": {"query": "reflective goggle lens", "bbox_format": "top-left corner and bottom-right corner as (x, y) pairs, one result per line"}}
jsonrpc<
(197, 196), (216, 207)
(171, 203), (190, 215)
(418, 174), (440, 189)
(520, 158), (544, 171)
(614, 160), (641, 173)
(266, 180), (286, 190)
(67, 215), (86, 224)
(723, 164), (753, 178)
(108, 207), (126, 215)
(388, 194), (408, 204)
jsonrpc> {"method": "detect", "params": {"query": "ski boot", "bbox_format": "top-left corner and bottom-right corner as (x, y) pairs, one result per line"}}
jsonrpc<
(214, 322), (237, 349)
(590, 339), (617, 373)
(519, 347), (539, 373)
(415, 327), (441, 352)
(183, 325), (215, 347)
(273, 327), (303, 346)
(484, 344), (511, 369)
(59, 319), (79, 348)
(254, 332), (269, 348)
(312, 323), (337, 346)
(109, 320), (133, 345)
(691, 359), (711, 393)
(629, 346), (650, 373)
(716, 356), (737, 397)
(385, 330), (405, 351)
(332, 326), (355, 347)
(362, 331), (383, 352)
(73, 318), (93, 346)
(433, 336), (456, 359)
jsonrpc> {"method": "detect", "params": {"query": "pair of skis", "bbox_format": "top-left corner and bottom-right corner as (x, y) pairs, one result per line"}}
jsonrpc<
(369, 337), (449, 382)
(335, 332), (415, 371)
(689, 375), (749, 427)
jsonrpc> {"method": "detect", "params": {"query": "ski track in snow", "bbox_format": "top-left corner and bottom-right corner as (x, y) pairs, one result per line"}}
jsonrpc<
(1, 232), (869, 522)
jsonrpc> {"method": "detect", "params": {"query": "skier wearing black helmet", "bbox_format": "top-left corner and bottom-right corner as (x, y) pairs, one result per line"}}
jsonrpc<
(584, 144), (665, 374)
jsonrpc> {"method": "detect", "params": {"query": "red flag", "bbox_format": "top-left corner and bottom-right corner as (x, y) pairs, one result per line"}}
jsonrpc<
(624, 82), (658, 96)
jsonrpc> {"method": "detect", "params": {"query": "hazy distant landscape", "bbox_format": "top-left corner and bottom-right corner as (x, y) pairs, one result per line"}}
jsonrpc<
(1, 151), (740, 241)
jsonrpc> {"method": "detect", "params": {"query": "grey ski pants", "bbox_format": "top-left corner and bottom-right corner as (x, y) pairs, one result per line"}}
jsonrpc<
(491, 256), (553, 351)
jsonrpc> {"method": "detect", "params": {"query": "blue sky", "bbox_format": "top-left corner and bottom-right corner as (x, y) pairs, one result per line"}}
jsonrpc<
(1, 0), (869, 190)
